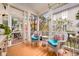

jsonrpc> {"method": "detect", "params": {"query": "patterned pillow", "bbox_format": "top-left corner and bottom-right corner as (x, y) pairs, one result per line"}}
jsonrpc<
(54, 35), (64, 40)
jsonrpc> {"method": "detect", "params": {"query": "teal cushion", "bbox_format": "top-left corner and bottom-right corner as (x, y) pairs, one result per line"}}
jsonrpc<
(48, 39), (59, 47)
(32, 35), (39, 41)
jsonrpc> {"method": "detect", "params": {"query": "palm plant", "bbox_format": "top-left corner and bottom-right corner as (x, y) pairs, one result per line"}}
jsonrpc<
(53, 18), (71, 32)
(39, 16), (46, 31)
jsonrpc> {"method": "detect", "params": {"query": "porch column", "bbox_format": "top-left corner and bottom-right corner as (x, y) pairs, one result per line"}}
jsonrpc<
(37, 16), (39, 31)
(7, 4), (12, 30)
(27, 11), (31, 42)
(8, 15), (12, 30)
(0, 14), (2, 24)
(23, 12), (27, 41)
(49, 9), (53, 39)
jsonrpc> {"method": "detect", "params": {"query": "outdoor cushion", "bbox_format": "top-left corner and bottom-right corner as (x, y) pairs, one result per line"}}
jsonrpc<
(48, 39), (59, 47)
(31, 35), (39, 41)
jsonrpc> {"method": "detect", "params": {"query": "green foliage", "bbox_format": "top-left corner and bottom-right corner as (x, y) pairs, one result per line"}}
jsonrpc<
(39, 16), (46, 21)
(0, 24), (11, 35)
(53, 18), (70, 32)
(54, 18), (68, 25)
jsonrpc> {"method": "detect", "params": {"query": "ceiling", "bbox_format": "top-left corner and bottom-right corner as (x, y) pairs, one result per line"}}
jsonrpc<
(9, 3), (66, 15)
(21, 3), (49, 14)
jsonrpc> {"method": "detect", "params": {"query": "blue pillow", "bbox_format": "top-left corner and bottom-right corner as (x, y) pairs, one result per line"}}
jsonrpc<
(48, 39), (59, 47)
(32, 35), (39, 41)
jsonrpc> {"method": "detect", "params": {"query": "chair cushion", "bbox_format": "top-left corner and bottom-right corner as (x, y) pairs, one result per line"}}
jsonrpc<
(48, 39), (59, 47)
(32, 35), (39, 41)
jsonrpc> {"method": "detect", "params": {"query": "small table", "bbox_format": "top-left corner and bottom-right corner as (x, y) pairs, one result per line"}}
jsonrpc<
(41, 40), (48, 47)
(40, 36), (48, 47)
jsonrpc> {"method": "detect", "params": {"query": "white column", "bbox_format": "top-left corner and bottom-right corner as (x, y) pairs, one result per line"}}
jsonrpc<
(37, 17), (39, 31)
(8, 15), (12, 30)
(6, 4), (12, 47)
(27, 11), (31, 42)
(7, 4), (12, 30)
(23, 12), (26, 41)
(23, 11), (31, 43)
(49, 9), (53, 39)
(0, 15), (2, 24)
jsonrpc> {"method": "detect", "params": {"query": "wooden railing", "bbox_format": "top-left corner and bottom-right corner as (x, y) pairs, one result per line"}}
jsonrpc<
(41, 31), (79, 56)
(64, 33), (79, 56)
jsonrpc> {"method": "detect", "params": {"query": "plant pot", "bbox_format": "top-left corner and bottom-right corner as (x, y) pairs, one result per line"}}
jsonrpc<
(8, 40), (12, 47)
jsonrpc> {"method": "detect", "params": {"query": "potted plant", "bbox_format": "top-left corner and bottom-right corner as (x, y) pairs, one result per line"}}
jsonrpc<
(0, 24), (12, 46)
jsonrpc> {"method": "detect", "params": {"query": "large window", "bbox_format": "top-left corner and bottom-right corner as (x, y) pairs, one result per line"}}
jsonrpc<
(12, 17), (19, 30)
(62, 11), (68, 19)
(30, 14), (38, 32)
(11, 16), (23, 32)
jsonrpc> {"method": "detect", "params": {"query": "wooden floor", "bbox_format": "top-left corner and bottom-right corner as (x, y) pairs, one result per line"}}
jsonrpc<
(7, 42), (56, 56)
